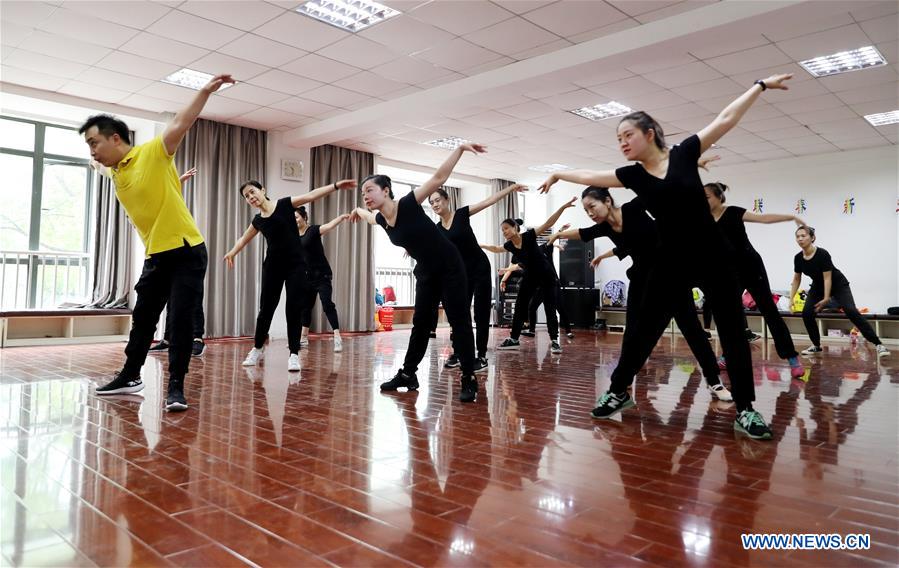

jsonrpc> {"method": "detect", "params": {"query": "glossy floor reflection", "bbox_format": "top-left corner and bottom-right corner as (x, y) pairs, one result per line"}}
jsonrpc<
(1, 330), (897, 567)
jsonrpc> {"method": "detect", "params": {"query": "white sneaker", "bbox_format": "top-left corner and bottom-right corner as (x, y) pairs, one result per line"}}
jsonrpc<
(707, 382), (733, 402)
(287, 353), (301, 372)
(300, 337), (309, 348)
(242, 347), (264, 366)
(876, 344), (890, 358)
(333, 335), (343, 353)
(801, 345), (823, 356)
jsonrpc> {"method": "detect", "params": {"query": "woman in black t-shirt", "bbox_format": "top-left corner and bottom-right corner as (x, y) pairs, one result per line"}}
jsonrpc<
(481, 198), (576, 354)
(538, 71), (795, 440)
(549, 186), (731, 401)
(350, 143), (485, 403)
(427, 183), (526, 370)
(790, 226), (888, 358)
(296, 206), (350, 353)
(704, 181), (806, 377)
(224, 179), (356, 372)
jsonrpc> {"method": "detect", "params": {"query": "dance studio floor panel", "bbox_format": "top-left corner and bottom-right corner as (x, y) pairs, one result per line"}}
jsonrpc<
(1, 330), (896, 567)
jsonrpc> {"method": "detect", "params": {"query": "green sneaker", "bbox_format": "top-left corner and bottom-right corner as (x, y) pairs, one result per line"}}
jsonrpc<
(734, 410), (773, 440)
(591, 391), (636, 419)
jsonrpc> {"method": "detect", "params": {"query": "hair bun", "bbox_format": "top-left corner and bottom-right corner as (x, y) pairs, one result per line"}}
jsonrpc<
(515, 218), (524, 226)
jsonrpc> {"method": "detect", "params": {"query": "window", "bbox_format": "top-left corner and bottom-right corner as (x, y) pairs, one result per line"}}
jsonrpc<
(0, 116), (94, 309)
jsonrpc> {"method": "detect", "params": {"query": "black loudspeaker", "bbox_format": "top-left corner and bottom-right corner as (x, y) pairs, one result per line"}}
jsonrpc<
(561, 288), (599, 328)
(559, 239), (594, 288)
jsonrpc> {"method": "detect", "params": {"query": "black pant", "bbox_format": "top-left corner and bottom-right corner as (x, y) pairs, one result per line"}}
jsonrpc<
(622, 267), (719, 381)
(162, 288), (204, 341)
(528, 285), (571, 333)
(803, 285), (881, 347)
(741, 256), (797, 359)
(610, 258), (755, 408)
(300, 271), (340, 330)
(254, 260), (307, 354)
(405, 265), (475, 376)
(429, 267), (492, 359)
(123, 243), (208, 382)
(512, 274), (559, 341)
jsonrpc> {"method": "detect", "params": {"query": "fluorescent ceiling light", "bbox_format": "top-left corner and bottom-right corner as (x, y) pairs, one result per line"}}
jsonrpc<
(423, 136), (470, 150)
(528, 164), (571, 173)
(296, 0), (400, 33)
(864, 110), (899, 126)
(162, 68), (232, 91)
(570, 101), (633, 121)
(799, 45), (887, 77)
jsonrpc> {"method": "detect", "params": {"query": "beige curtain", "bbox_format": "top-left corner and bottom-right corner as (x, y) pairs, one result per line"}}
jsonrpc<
(85, 173), (133, 308)
(489, 178), (519, 268)
(175, 118), (266, 337)
(443, 185), (460, 211)
(309, 144), (375, 332)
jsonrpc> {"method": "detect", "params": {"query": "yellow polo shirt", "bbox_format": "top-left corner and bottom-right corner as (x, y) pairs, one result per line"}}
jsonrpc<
(112, 136), (204, 256)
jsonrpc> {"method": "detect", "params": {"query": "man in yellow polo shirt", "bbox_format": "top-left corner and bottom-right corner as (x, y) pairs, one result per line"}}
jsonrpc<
(81, 73), (234, 411)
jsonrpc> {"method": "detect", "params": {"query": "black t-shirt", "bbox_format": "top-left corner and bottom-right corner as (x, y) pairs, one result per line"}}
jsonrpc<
(538, 243), (560, 279)
(376, 192), (462, 274)
(252, 197), (305, 264)
(299, 224), (331, 276)
(716, 206), (755, 255)
(436, 206), (490, 275)
(794, 247), (849, 291)
(578, 200), (660, 277)
(504, 229), (553, 279)
(615, 134), (724, 264)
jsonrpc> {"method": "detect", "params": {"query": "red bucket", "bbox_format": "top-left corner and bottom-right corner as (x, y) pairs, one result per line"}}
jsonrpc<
(378, 306), (394, 331)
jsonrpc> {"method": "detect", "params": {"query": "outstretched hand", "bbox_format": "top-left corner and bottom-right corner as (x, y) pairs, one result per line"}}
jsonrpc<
(335, 179), (357, 190)
(459, 143), (487, 155)
(562, 196), (577, 209)
(761, 73), (793, 90)
(590, 256), (603, 269)
(538, 174), (558, 194)
(202, 74), (235, 94)
(698, 155), (720, 171)
(223, 252), (236, 270)
(508, 183), (528, 193)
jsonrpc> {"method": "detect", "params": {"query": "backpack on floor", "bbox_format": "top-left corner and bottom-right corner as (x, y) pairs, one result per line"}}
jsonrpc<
(792, 290), (807, 313)
(602, 280), (626, 307)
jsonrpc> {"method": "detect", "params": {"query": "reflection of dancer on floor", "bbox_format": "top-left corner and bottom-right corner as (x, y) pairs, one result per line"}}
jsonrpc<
(549, 186), (732, 401)
(295, 206), (350, 353)
(791, 226), (889, 359)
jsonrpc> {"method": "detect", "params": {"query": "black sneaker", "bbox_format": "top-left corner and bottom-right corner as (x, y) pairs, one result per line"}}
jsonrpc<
(591, 391), (636, 419)
(746, 330), (761, 342)
(734, 409), (772, 440)
(520, 330), (536, 338)
(498, 338), (520, 350)
(473, 357), (488, 374)
(148, 340), (170, 352)
(443, 354), (460, 368)
(165, 379), (188, 412)
(380, 370), (419, 391)
(459, 375), (477, 403)
(551, 340), (562, 354)
(191, 338), (205, 357)
(95, 372), (144, 395)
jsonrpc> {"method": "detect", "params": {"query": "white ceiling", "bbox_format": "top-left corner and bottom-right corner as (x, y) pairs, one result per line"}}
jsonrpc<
(1, 0), (896, 182)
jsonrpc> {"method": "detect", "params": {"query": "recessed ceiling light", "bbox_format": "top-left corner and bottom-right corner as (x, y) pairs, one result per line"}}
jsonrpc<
(799, 45), (887, 77)
(296, 0), (400, 33)
(423, 136), (470, 150)
(570, 101), (633, 121)
(162, 68), (233, 91)
(528, 164), (571, 173)
(864, 110), (899, 126)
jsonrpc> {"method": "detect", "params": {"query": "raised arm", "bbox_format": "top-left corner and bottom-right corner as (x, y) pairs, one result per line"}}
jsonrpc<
(548, 228), (582, 245)
(697, 73), (792, 153)
(349, 207), (378, 226)
(223, 224), (259, 269)
(291, 180), (356, 208)
(789, 273), (802, 310)
(413, 143), (486, 204)
(538, 170), (621, 194)
(743, 211), (805, 226)
(480, 243), (506, 254)
(535, 197), (576, 235)
(469, 183), (526, 216)
(499, 262), (521, 291)
(163, 74), (234, 155)
(590, 248), (618, 269)
(320, 213), (351, 236)
(815, 272), (833, 311)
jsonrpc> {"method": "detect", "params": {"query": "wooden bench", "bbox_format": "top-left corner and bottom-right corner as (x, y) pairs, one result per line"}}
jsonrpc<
(0, 308), (132, 347)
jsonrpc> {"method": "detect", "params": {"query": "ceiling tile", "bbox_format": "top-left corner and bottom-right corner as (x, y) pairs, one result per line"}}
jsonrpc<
(607, 0), (682, 17)
(775, 24), (871, 62)
(200, 95), (262, 118)
(3, 49), (89, 79)
(835, 82), (899, 105)
(626, 53), (697, 75)
(415, 71), (466, 89)
(651, 102), (715, 122)
(218, 82), (291, 106)
(790, 105), (860, 126)
(762, 11), (854, 42)
(358, 15), (455, 56)
(218, 34), (306, 67)
(36, 8), (139, 49)
(76, 67), (155, 92)
(119, 32), (210, 66)
(808, 117), (880, 138)
(120, 93), (180, 113)
(729, 62), (815, 86)
(18, 30), (111, 65)
(464, 16), (560, 57)
(0, 65), (67, 91)
(704, 44), (793, 75)
(317, 35), (400, 69)
(590, 75), (668, 100)
(742, 149), (791, 161)
(831, 136), (890, 151)
(176, 1), (285, 31)
(634, 0), (715, 23)
(497, 100), (558, 120)
(232, 106), (302, 129)
(530, 110), (587, 129)
(643, 61), (723, 88)
(567, 65), (634, 89)
(510, 38), (573, 60)
(59, 80), (131, 103)
(849, 1), (898, 22)
(281, 53), (360, 83)
(299, 84), (370, 108)
(490, 1), (554, 15)
(458, 110), (520, 128)
(409, 0), (512, 36)
(762, 78), (830, 101)
(189, 52), (269, 82)
(246, 68), (323, 95)
(621, 89), (691, 111)
(567, 18), (639, 45)
(490, 120), (551, 137)
(757, 125), (815, 141)
(686, 32), (770, 60)
(734, 115), (801, 133)
(1, 1), (57, 26)
(1, 21), (34, 48)
(773, 93), (848, 115)
(522, 0), (628, 37)
(416, 38), (505, 73)
(140, 81), (200, 103)
(460, 55), (515, 76)
(253, 10), (349, 52)
(146, 10), (245, 50)
(818, 65), (898, 93)
(371, 56), (455, 84)
(539, 88), (606, 111)
(333, 71), (410, 98)
(94, 51), (180, 81)
(846, 98), (899, 116)
(670, 77), (746, 101)
(62, 1), (172, 28)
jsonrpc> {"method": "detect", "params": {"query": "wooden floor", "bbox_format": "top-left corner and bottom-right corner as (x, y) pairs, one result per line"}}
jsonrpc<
(1, 329), (896, 567)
